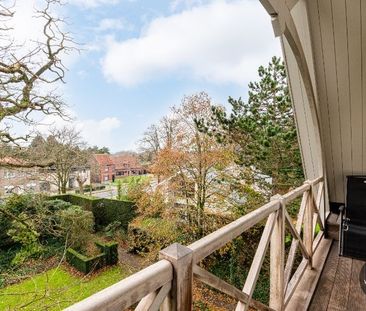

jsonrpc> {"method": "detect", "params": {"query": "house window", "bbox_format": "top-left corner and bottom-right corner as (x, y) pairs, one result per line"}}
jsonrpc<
(104, 166), (109, 172)
(104, 176), (108, 181)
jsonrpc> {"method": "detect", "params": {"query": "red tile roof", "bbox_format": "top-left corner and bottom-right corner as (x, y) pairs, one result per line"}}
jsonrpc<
(93, 154), (142, 169)
(93, 154), (114, 166)
(112, 155), (139, 170)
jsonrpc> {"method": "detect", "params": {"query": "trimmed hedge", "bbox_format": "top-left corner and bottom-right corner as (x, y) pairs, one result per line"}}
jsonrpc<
(95, 241), (118, 265)
(66, 248), (105, 274)
(75, 184), (106, 194)
(66, 241), (118, 274)
(52, 194), (135, 230)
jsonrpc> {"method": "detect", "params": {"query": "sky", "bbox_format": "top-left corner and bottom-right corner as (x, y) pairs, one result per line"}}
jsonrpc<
(9, 0), (281, 152)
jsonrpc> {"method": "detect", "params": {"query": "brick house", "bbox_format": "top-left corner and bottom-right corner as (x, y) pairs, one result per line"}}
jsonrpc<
(92, 154), (147, 183)
(92, 154), (115, 183)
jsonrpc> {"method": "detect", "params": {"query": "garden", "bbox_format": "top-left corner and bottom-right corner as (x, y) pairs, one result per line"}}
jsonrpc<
(0, 193), (139, 310)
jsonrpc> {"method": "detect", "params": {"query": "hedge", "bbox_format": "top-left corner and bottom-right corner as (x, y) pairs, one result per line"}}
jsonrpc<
(66, 241), (118, 274)
(52, 194), (135, 230)
(95, 241), (118, 265)
(75, 184), (106, 194)
(66, 248), (105, 274)
(128, 217), (180, 254)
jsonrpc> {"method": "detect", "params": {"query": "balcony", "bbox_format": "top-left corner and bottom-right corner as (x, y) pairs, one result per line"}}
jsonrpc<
(65, 176), (338, 310)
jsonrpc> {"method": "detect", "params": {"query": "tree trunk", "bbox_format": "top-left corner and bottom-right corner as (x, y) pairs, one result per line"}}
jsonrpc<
(61, 181), (67, 194)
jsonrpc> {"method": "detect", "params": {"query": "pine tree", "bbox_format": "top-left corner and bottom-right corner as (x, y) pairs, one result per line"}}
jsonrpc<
(199, 56), (303, 193)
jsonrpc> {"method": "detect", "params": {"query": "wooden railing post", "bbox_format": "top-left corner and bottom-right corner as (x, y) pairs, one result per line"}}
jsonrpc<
(159, 243), (193, 311)
(269, 195), (285, 311)
(304, 182), (314, 268)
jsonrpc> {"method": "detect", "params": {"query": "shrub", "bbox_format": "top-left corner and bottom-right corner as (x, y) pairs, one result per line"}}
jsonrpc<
(52, 194), (135, 231)
(66, 241), (118, 273)
(1, 194), (69, 249)
(1, 194), (97, 268)
(92, 199), (135, 230)
(52, 194), (97, 210)
(96, 241), (118, 265)
(7, 216), (43, 265)
(58, 206), (94, 251)
(104, 221), (122, 238)
(75, 184), (106, 193)
(66, 248), (105, 274)
(128, 217), (180, 254)
(43, 199), (73, 212)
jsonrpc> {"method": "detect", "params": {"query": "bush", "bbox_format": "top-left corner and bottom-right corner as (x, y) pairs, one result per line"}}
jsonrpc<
(0, 194), (45, 248)
(66, 241), (118, 274)
(104, 221), (122, 238)
(128, 217), (180, 254)
(75, 184), (106, 194)
(58, 206), (94, 251)
(7, 217), (43, 265)
(66, 248), (105, 274)
(92, 198), (135, 230)
(96, 241), (118, 265)
(0, 195), (73, 249)
(52, 194), (97, 210)
(52, 194), (135, 231)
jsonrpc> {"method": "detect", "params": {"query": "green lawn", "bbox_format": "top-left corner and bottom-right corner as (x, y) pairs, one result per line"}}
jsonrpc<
(111, 174), (151, 185)
(0, 265), (129, 310)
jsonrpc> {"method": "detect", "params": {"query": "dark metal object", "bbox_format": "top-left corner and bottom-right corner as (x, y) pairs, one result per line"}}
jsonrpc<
(339, 176), (366, 261)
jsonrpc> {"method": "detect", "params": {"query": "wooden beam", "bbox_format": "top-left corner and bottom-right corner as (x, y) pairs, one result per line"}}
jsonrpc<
(269, 196), (285, 310)
(285, 209), (310, 259)
(135, 283), (171, 311)
(284, 258), (308, 306)
(189, 200), (280, 263)
(284, 190), (308, 289)
(135, 292), (158, 311)
(285, 0), (299, 11)
(285, 237), (332, 309)
(313, 182), (325, 232)
(64, 260), (172, 311)
(282, 182), (310, 204)
(260, 0), (325, 181)
(159, 243), (193, 311)
(304, 187), (314, 268)
(193, 265), (274, 311)
(236, 212), (276, 311)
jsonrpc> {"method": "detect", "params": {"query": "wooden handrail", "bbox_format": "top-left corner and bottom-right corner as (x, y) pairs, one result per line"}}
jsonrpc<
(65, 260), (173, 311)
(66, 176), (325, 311)
(189, 200), (280, 263)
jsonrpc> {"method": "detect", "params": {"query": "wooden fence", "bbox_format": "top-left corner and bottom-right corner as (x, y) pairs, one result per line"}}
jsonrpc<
(65, 176), (325, 311)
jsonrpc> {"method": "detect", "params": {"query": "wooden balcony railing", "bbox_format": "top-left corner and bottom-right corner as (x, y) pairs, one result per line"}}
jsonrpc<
(65, 176), (325, 311)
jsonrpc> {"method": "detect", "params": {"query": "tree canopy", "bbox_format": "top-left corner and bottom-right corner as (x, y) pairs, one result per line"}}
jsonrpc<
(198, 56), (303, 193)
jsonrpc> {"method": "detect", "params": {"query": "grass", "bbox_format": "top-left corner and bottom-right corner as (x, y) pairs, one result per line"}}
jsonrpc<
(0, 265), (129, 310)
(111, 174), (151, 185)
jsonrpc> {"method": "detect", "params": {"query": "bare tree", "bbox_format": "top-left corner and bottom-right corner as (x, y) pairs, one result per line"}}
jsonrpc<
(151, 92), (235, 236)
(0, 0), (74, 148)
(139, 124), (161, 163)
(34, 127), (89, 194)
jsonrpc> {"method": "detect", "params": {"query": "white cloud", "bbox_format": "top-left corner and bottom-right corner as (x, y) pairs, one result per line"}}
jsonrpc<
(77, 117), (121, 149)
(97, 18), (132, 32)
(170, 0), (204, 12)
(101, 0), (281, 87)
(35, 113), (122, 150)
(68, 0), (119, 8)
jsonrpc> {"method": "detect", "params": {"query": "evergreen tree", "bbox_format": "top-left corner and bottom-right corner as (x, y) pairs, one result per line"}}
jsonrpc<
(198, 56), (303, 193)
